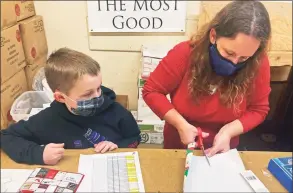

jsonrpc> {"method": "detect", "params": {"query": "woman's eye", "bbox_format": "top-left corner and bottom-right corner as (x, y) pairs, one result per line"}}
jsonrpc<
(239, 57), (249, 62)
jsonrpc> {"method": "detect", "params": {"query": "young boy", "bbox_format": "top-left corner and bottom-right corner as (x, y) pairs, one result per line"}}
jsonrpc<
(1, 48), (141, 165)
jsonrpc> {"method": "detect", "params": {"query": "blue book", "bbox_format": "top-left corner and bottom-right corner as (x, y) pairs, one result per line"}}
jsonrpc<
(268, 157), (292, 192)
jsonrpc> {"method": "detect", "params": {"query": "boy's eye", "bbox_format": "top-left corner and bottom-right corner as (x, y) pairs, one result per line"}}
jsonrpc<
(82, 93), (92, 98)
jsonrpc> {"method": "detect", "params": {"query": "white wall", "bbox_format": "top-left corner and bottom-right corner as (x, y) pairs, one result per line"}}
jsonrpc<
(34, 1), (200, 110)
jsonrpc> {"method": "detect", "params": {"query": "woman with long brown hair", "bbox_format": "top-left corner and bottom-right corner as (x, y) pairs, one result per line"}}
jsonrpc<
(142, 1), (272, 156)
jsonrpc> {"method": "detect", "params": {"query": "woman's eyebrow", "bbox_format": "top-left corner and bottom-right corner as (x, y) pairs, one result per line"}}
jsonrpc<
(224, 47), (251, 57)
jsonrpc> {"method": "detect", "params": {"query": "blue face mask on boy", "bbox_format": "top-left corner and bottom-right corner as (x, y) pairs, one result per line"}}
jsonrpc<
(67, 91), (104, 117)
(209, 43), (246, 76)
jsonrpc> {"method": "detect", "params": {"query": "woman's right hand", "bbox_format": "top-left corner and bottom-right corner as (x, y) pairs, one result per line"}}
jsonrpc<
(177, 122), (209, 145)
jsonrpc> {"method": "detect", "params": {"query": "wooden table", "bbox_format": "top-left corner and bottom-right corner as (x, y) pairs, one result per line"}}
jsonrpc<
(1, 149), (290, 192)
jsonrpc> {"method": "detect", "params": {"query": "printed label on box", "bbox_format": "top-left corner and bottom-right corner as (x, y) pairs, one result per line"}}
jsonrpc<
(149, 132), (164, 144)
(140, 132), (164, 144)
(138, 77), (146, 88)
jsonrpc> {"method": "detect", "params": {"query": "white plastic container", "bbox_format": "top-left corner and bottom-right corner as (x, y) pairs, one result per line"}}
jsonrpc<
(10, 91), (52, 122)
(42, 78), (54, 102)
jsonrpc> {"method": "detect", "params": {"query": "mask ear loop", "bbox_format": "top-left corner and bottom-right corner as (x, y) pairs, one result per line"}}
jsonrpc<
(62, 94), (76, 103)
(62, 94), (78, 112)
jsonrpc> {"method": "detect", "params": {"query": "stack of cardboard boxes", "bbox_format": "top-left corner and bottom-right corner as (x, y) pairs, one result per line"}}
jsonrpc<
(135, 45), (173, 145)
(1, 1), (48, 129)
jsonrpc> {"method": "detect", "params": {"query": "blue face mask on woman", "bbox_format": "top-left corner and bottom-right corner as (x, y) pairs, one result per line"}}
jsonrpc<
(67, 91), (104, 116)
(209, 43), (247, 76)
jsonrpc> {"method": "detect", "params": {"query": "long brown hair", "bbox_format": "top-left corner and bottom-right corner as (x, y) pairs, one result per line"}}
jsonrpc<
(189, 1), (271, 113)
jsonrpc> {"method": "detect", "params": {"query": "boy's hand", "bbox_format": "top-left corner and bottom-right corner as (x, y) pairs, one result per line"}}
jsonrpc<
(43, 143), (65, 165)
(94, 141), (118, 153)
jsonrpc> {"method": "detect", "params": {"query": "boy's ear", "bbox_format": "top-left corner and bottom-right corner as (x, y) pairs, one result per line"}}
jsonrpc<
(54, 91), (66, 103)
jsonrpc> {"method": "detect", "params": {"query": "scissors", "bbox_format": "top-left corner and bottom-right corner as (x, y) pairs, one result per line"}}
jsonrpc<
(196, 127), (211, 166)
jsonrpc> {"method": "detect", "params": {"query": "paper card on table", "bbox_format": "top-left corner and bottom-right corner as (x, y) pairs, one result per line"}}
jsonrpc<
(15, 168), (84, 193)
(63, 189), (74, 193)
(38, 184), (49, 189)
(55, 187), (65, 192)
(45, 185), (57, 193)
(29, 183), (41, 191)
(45, 169), (59, 179)
(35, 188), (46, 192)
(54, 171), (67, 181)
(63, 173), (83, 184)
(30, 168), (41, 177)
(184, 149), (254, 192)
(36, 168), (50, 178)
(41, 179), (60, 186)
(58, 181), (70, 188)
(26, 177), (43, 183)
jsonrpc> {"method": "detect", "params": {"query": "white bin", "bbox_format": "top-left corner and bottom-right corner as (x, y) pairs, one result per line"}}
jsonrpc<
(10, 91), (52, 122)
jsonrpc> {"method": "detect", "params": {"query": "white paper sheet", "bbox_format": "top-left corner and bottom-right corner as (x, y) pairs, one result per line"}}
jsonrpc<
(141, 45), (174, 59)
(1, 169), (33, 192)
(184, 149), (254, 192)
(77, 151), (145, 193)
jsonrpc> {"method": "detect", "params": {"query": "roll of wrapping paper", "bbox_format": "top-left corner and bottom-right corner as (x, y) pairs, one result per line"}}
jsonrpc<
(184, 142), (196, 183)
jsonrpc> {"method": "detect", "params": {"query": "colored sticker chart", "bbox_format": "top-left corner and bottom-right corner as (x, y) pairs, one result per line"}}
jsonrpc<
(107, 155), (139, 192)
(78, 151), (145, 193)
(18, 168), (84, 193)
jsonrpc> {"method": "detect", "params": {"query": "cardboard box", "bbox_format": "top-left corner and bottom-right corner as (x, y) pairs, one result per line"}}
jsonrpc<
(25, 55), (46, 90)
(137, 99), (161, 121)
(270, 66), (292, 82)
(140, 131), (164, 144)
(115, 95), (129, 110)
(1, 70), (28, 126)
(1, 24), (26, 84)
(1, 1), (17, 30)
(135, 112), (165, 144)
(15, 1), (35, 21)
(1, 112), (7, 129)
(137, 119), (164, 133)
(19, 15), (48, 64)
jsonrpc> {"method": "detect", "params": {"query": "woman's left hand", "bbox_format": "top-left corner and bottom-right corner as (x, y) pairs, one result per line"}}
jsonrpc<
(205, 130), (231, 157)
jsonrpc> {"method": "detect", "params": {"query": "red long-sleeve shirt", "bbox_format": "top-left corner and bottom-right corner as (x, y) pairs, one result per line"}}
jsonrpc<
(142, 41), (271, 149)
